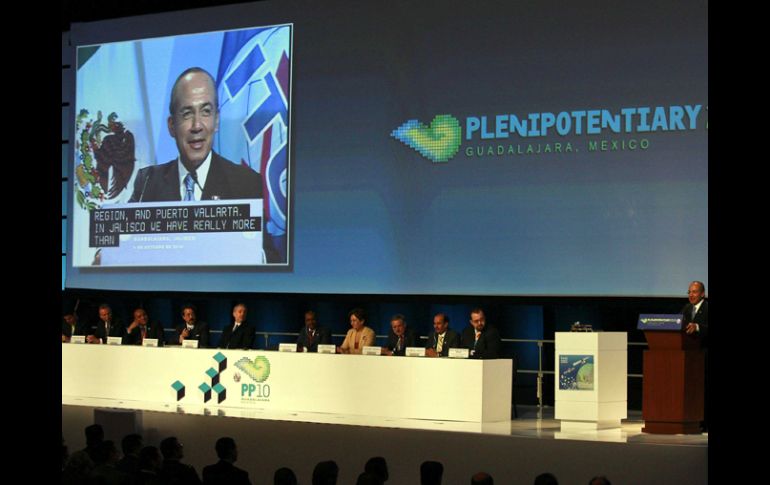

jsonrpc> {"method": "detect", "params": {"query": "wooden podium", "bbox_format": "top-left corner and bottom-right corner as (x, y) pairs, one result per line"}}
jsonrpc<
(642, 330), (704, 434)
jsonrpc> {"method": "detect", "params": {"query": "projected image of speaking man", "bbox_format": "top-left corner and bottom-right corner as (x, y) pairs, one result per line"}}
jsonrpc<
(129, 67), (262, 203)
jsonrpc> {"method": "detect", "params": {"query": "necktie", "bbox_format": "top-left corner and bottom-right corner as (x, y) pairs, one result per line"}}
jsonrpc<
(397, 336), (403, 351)
(692, 306), (697, 320)
(184, 173), (195, 201)
(141, 326), (146, 342)
(308, 329), (314, 344)
(437, 334), (444, 353)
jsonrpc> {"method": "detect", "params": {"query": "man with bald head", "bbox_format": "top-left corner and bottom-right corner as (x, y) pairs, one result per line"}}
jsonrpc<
(130, 67), (262, 202)
(123, 308), (166, 346)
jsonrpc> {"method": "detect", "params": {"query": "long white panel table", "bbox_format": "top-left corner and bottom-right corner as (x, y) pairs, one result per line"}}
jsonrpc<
(62, 344), (513, 422)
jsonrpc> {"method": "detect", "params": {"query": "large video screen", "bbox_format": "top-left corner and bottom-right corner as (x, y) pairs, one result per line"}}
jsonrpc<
(72, 24), (292, 267)
(65, 0), (708, 296)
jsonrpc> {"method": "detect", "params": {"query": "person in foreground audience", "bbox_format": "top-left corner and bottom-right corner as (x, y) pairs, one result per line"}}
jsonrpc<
(461, 308), (501, 359)
(90, 440), (129, 484)
(219, 303), (256, 350)
(312, 460), (339, 485)
(176, 304), (211, 348)
(274, 467), (298, 485)
(356, 472), (384, 485)
(382, 315), (417, 356)
(471, 471), (494, 485)
(136, 446), (164, 485)
(202, 437), (251, 485)
(124, 308), (165, 346)
(588, 476), (611, 485)
(296, 310), (331, 352)
(116, 433), (143, 477)
(425, 313), (460, 357)
(365, 456), (389, 481)
(159, 436), (202, 485)
(83, 424), (104, 462)
(534, 472), (559, 485)
(338, 308), (376, 354)
(420, 460), (444, 485)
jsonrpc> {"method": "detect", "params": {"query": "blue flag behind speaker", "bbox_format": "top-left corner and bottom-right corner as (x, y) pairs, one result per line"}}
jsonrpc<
(214, 25), (292, 263)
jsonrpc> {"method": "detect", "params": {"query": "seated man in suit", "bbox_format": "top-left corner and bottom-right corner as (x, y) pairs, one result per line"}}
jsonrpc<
(219, 303), (256, 350)
(123, 308), (165, 346)
(61, 312), (87, 342)
(425, 313), (460, 357)
(202, 437), (251, 485)
(461, 308), (501, 359)
(296, 310), (331, 352)
(87, 303), (125, 344)
(176, 304), (210, 348)
(382, 314), (418, 356)
(129, 67), (262, 204)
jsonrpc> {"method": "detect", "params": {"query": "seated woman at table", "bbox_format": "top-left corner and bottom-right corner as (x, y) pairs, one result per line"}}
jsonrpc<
(337, 308), (376, 354)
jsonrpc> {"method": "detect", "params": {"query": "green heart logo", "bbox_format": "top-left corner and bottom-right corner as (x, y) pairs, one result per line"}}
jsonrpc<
(235, 356), (271, 383)
(391, 114), (462, 163)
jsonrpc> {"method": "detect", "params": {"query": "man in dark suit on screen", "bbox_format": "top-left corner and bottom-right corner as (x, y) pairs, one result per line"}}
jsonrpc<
(129, 67), (262, 203)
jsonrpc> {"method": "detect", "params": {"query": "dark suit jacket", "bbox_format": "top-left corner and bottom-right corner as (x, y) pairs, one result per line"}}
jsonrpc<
(461, 325), (502, 359)
(202, 460), (252, 485)
(159, 460), (202, 485)
(425, 329), (461, 357)
(296, 325), (331, 352)
(93, 318), (126, 344)
(175, 321), (211, 348)
(62, 320), (88, 339)
(385, 328), (418, 356)
(681, 299), (708, 348)
(219, 322), (256, 350)
(129, 152), (262, 202)
(123, 322), (166, 346)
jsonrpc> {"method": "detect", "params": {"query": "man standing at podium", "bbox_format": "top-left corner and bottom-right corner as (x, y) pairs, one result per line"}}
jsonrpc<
(683, 281), (708, 346)
(682, 280), (708, 432)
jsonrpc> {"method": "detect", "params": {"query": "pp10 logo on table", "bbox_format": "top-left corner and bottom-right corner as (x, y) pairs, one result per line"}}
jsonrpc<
(234, 355), (272, 402)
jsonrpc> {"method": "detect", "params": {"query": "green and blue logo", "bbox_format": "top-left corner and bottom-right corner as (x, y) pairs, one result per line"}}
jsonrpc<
(390, 114), (462, 163)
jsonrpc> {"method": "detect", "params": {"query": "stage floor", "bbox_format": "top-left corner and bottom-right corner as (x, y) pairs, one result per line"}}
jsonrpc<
(62, 398), (708, 484)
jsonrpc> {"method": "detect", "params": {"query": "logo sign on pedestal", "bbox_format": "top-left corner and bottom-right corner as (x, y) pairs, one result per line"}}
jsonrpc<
(559, 355), (594, 390)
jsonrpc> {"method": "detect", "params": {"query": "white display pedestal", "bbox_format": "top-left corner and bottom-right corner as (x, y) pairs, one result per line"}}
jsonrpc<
(554, 332), (627, 430)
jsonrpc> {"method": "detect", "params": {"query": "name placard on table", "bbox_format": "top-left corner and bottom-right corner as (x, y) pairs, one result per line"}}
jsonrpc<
(279, 343), (298, 352)
(405, 347), (425, 357)
(448, 348), (470, 359)
(317, 344), (336, 354)
(182, 339), (199, 349)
